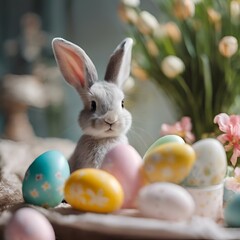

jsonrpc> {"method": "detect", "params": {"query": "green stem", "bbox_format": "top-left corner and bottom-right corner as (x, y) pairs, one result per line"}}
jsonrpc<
(175, 76), (202, 139)
(201, 54), (213, 130)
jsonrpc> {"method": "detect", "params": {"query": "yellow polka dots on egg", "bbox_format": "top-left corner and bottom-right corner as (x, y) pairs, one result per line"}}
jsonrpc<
(210, 175), (221, 185)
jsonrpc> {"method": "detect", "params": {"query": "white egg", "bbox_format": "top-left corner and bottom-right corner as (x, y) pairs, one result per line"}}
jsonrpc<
(4, 207), (55, 240)
(137, 182), (195, 221)
(182, 138), (227, 187)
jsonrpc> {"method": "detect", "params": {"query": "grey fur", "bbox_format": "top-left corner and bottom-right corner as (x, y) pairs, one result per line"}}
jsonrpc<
(52, 38), (133, 171)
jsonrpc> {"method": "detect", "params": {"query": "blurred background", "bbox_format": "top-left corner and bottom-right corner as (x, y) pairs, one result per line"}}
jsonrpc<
(0, 0), (175, 156)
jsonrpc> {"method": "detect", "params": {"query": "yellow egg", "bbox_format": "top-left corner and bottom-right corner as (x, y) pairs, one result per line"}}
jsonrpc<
(143, 142), (196, 184)
(64, 168), (124, 213)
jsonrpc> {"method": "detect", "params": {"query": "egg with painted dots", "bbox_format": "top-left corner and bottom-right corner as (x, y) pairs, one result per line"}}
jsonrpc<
(143, 142), (196, 184)
(182, 138), (227, 187)
(22, 150), (70, 208)
(64, 168), (124, 213)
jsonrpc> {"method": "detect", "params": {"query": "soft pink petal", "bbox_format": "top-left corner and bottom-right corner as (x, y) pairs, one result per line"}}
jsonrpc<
(160, 124), (175, 135)
(185, 132), (195, 144)
(214, 113), (230, 132)
(232, 123), (240, 138)
(234, 167), (240, 178)
(216, 134), (228, 144)
(230, 148), (240, 166)
(160, 116), (195, 144)
(229, 115), (240, 126)
(180, 117), (192, 131)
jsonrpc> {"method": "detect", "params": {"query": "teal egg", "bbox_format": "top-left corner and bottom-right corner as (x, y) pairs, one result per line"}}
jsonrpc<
(22, 150), (70, 208)
(224, 194), (240, 227)
(144, 135), (185, 158)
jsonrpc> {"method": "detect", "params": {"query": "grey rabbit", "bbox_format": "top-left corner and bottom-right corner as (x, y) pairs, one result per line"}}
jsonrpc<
(52, 37), (133, 171)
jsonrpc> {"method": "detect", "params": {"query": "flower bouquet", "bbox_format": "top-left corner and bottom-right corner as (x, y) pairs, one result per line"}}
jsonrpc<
(119, 0), (240, 142)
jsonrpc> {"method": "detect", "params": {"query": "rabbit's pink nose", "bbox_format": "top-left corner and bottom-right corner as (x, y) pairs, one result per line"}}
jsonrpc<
(105, 112), (118, 125)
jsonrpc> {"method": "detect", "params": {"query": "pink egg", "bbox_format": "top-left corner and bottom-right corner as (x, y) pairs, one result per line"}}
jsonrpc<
(101, 144), (144, 209)
(4, 208), (55, 240)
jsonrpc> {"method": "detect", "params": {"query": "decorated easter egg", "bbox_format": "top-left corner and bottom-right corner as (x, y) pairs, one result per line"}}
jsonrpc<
(137, 182), (195, 221)
(144, 134), (185, 157)
(4, 208), (55, 240)
(22, 150), (70, 207)
(143, 142), (196, 183)
(182, 138), (227, 187)
(224, 194), (240, 227)
(101, 144), (144, 208)
(64, 168), (124, 213)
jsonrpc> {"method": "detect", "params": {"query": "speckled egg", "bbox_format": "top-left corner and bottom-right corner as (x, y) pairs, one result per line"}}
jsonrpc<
(144, 135), (185, 157)
(182, 138), (227, 187)
(143, 142), (196, 184)
(22, 150), (70, 208)
(64, 168), (124, 213)
(224, 194), (240, 227)
(101, 144), (144, 209)
(137, 182), (195, 221)
(4, 207), (55, 240)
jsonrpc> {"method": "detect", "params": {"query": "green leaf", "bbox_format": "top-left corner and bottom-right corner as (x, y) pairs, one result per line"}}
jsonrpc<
(201, 54), (213, 126)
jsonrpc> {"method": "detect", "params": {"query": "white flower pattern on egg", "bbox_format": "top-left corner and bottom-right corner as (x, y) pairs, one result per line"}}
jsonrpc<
(70, 183), (84, 196)
(30, 189), (39, 198)
(55, 171), (62, 179)
(161, 167), (173, 178)
(42, 182), (51, 191)
(86, 188), (109, 207)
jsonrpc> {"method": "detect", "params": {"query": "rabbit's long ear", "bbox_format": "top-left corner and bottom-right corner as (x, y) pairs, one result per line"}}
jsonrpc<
(52, 38), (98, 91)
(104, 38), (133, 88)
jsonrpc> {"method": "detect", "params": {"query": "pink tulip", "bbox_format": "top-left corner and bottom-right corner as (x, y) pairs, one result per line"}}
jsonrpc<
(214, 113), (240, 166)
(160, 116), (195, 144)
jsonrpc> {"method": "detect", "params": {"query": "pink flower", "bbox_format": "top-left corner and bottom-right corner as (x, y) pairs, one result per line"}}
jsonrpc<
(225, 167), (240, 192)
(214, 113), (240, 166)
(160, 116), (195, 144)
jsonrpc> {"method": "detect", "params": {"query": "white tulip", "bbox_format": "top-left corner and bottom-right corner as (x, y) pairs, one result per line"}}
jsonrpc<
(219, 36), (238, 58)
(137, 11), (159, 34)
(161, 56), (185, 79)
(122, 0), (140, 7)
(230, 0), (240, 23)
(173, 0), (195, 20)
(118, 3), (138, 24)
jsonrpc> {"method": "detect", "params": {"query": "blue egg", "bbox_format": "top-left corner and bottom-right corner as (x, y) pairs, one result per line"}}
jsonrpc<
(224, 194), (240, 227)
(22, 150), (70, 208)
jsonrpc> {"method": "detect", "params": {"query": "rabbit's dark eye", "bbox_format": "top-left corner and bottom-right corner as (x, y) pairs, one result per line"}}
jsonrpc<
(91, 101), (96, 112)
(122, 100), (124, 108)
